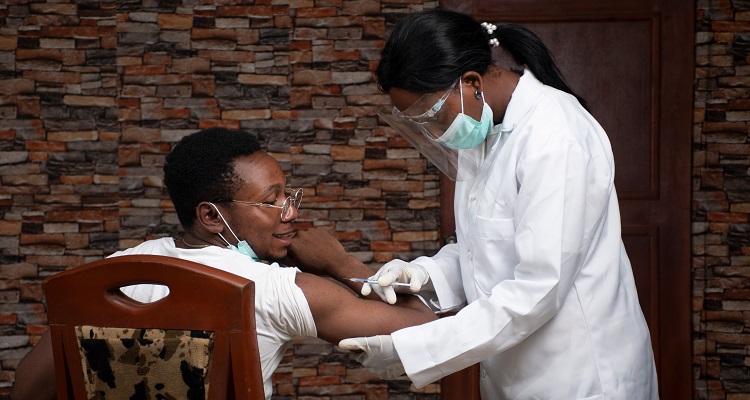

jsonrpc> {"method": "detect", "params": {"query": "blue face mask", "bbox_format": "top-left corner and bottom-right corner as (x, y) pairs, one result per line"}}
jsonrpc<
(227, 240), (260, 261)
(209, 203), (261, 262)
(434, 84), (494, 150)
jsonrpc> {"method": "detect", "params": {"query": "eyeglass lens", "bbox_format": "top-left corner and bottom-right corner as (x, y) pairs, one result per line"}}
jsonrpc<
(280, 189), (303, 221)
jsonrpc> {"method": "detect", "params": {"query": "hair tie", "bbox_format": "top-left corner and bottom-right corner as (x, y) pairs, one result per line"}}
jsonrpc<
(480, 22), (499, 47)
(481, 22), (497, 35)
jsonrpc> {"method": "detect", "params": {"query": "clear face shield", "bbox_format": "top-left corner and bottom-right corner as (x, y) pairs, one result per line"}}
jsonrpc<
(377, 80), (488, 181)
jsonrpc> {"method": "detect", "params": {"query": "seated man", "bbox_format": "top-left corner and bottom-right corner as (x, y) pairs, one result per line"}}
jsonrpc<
(12, 127), (437, 400)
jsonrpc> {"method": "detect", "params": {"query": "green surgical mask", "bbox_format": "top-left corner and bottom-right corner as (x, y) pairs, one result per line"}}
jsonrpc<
(434, 85), (494, 150)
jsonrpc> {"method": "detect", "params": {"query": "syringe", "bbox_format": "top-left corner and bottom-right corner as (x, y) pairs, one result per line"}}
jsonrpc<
(348, 278), (411, 287)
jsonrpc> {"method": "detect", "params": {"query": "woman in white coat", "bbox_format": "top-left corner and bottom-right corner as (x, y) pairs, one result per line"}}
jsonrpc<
(339, 10), (659, 399)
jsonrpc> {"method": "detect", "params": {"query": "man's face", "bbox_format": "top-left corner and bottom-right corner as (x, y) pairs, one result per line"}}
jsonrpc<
(217, 152), (298, 262)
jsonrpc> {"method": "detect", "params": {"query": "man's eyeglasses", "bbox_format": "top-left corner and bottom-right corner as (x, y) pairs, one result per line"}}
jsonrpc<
(216, 188), (303, 222)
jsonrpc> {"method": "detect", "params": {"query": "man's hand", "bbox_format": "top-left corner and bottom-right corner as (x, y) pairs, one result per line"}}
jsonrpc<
(285, 227), (351, 276)
(362, 259), (432, 304)
(338, 335), (406, 379)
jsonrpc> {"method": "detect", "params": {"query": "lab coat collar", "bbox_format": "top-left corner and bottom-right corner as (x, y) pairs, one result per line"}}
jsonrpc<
(497, 69), (543, 134)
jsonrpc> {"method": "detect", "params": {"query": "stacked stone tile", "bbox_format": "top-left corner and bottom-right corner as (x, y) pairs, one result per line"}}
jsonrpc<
(694, 1), (750, 399)
(0, 0), (120, 390)
(0, 0), (441, 398)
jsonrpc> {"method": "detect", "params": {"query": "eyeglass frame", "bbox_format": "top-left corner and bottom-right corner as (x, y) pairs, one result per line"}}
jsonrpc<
(389, 79), (459, 123)
(212, 188), (303, 222)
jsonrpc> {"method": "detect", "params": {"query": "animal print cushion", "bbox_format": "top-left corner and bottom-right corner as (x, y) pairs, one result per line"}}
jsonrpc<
(75, 326), (214, 400)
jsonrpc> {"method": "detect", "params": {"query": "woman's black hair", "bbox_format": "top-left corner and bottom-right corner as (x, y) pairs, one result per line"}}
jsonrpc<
(163, 127), (261, 229)
(376, 9), (588, 110)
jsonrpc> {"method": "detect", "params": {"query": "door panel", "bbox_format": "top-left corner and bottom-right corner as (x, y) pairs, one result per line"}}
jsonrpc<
(522, 19), (657, 196)
(439, 0), (692, 399)
(518, 16), (660, 325)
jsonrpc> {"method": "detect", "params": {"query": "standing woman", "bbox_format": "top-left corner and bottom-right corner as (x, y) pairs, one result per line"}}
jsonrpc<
(339, 9), (659, 399)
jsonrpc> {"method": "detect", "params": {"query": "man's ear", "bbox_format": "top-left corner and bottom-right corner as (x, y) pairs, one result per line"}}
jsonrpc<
(195, 202), (224, 233)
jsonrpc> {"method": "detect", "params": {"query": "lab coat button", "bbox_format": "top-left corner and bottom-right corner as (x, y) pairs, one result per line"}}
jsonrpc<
(481, 368), (487, 378)
(468, 250), (473, 260)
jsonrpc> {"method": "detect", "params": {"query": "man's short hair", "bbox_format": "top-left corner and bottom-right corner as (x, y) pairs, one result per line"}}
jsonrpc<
(163, 127), (261, 229)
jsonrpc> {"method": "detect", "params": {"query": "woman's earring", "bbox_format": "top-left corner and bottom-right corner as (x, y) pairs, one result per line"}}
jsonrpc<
(474, 90), (482, 100)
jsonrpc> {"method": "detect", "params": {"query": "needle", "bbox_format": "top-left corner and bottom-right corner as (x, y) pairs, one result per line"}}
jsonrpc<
(348, 278), (411, 287)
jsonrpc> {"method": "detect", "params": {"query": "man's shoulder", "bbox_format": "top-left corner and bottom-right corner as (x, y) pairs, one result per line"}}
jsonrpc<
(109, 240), (303, 289)
(109, 237), (174, 257)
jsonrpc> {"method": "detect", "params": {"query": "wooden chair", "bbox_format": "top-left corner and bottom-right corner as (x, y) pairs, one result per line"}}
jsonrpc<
(43, 254), (265, 400)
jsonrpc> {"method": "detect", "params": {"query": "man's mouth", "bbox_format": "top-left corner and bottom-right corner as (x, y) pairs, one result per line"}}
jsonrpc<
(273, 231), (296, 240)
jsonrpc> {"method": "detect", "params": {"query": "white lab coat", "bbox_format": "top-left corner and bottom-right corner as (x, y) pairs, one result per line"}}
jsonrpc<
(391, 71), (659, 399)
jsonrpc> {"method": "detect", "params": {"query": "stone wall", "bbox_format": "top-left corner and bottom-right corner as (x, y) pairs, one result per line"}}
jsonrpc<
(1, 0), (121, 389)
(693, 0), (750, 399)
(5, 0), (750, 398)
(0, 0), (441, 398)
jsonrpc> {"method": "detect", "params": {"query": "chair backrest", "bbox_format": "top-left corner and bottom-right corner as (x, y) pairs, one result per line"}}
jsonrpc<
(43, 254), (265, 400)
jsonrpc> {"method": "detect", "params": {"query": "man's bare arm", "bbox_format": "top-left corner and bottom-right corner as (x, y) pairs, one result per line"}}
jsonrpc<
(295, 271), (437, 344)
(11, 330), (56, 400)
(288, 226), (437, 343)
(287, 227), (397, 296)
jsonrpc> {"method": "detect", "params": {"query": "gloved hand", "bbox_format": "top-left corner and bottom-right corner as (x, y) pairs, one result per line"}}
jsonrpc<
(361, 259), (432, 304)
(338, 335), (405, 379)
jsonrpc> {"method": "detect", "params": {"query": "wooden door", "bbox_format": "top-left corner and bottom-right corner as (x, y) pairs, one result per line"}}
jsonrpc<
(438, 0), (693, 399)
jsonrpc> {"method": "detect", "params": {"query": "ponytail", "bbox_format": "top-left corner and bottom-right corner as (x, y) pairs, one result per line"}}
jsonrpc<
(490, 23), (589, 110)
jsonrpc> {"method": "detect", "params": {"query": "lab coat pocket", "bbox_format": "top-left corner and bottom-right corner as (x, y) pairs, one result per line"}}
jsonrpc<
(469, 216), (518, 295)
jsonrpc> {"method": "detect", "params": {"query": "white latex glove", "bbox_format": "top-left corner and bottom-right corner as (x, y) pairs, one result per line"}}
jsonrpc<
(338, 335), (405, 380)
(361, 259), (432, 304)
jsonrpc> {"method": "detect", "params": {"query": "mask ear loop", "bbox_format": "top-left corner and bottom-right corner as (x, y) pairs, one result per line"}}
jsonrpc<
(208, 202), (241, 247)
(458, 80), (465, 115)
